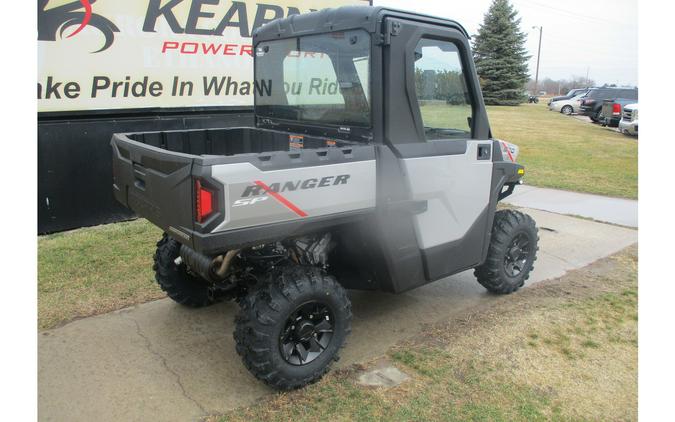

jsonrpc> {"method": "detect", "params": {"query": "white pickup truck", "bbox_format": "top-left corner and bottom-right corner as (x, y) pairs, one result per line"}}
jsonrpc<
(619, 103), (638, 136)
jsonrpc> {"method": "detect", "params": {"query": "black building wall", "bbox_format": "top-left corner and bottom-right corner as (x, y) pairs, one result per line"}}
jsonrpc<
(38, 109), (254, 234)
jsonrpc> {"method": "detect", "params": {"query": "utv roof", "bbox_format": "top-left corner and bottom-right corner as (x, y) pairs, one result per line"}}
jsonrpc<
(252, 5), (469, 43)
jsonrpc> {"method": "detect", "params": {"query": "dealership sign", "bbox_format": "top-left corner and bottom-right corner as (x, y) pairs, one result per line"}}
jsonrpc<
(38, 0), (367, 112)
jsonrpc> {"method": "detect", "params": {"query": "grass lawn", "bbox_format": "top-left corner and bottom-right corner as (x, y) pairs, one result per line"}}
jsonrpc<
(38, 219), (163, 329)
(488, 104), (637, 199)
(212, 246), (638, 422)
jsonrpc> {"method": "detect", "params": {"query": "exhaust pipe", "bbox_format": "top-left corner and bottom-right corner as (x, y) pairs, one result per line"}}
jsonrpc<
(178, 245), (239, 283)
(213, 250), (239, 278)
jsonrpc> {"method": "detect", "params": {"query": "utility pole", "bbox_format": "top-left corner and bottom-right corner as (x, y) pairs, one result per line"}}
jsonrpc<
(585, 66), (590, 87)
(532, 26), (543, 95)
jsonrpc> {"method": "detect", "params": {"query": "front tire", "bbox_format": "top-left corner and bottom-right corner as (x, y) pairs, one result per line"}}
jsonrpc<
(234, 266), (352, 390)
(153, 234), (216, 307)
(561, 105), (573, 115)
(474, 210), (539, 294)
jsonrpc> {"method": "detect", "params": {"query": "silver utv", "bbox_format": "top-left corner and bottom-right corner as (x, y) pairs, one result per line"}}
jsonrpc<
(111, 6), (538, 390)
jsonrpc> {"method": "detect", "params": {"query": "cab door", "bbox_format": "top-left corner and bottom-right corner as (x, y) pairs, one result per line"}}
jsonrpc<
(381, 18), (494, 283)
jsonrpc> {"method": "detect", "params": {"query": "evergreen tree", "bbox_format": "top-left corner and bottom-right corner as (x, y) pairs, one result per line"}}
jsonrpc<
(472, 0), (530, 105)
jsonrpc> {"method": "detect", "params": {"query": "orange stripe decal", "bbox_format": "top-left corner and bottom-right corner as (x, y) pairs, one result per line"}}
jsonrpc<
(501, 141), (515, 162)
(253, 180), (308, 217)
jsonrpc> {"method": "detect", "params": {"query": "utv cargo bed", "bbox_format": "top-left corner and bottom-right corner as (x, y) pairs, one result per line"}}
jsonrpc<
(111, 127), (376, 254)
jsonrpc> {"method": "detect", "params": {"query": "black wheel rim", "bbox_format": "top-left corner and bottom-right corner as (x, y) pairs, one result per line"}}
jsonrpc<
(504, 233), (532, 277)
(279, 301), (334, 366)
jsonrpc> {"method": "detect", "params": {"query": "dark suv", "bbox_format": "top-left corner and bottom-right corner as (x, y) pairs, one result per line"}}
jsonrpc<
(547, 88), (588, 106)
(579, 87), (638, 122)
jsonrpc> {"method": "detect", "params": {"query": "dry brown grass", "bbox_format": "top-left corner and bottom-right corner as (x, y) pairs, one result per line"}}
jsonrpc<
(418, 103), (638, 198)
(488, 103), (638, 199)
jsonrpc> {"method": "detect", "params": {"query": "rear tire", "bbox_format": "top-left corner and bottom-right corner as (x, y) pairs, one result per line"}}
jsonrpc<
(234, 266), (352, 390)
(153, 234), (216, 308)
(474, 210), (539, 294)
(590, 110), (601, 123)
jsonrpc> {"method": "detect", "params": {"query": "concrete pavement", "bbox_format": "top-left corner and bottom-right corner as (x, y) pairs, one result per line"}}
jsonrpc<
(503, 185), (638, 228)
(38, 208), (638, 422)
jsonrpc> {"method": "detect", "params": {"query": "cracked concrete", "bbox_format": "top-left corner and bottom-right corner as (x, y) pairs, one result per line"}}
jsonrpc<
(38, 209), (637, 422)
(127, 316), (207, 415)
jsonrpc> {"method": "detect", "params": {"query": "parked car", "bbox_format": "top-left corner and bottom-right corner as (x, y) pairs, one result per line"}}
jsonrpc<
(579, 87), (638, 122)
(599, 98), (634, 127)
(547, 88), (589, 106)
(619, 103), (638, 136)
(549, 93), (585, 115)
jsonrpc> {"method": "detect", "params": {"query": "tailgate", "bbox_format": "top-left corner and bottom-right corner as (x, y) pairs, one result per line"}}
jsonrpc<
(111, 133), (195, 242)
(601, 101), (614, 118)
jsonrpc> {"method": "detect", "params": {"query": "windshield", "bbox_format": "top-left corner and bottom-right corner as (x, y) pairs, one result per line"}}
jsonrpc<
(254, 29), (371, 127)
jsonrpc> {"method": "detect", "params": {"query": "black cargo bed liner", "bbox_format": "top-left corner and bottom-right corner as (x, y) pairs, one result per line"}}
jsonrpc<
(126, 127), (354, 157)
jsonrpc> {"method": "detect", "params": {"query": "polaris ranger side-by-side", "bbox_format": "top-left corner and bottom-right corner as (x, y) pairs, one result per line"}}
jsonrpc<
(111, 6), (538, 390)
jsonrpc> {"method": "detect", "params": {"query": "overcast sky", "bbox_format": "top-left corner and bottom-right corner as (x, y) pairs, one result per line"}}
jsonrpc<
(374, 0), (638, 86)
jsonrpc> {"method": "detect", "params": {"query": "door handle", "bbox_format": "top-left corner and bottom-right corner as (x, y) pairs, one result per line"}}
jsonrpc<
(477, 144), (491, 160)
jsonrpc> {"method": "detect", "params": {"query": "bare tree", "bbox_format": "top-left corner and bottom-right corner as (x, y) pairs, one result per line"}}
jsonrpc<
(527, 76), (595, 95)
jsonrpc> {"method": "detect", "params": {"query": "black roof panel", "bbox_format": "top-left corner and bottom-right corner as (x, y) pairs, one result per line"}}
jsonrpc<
(252, 5), (469, 43)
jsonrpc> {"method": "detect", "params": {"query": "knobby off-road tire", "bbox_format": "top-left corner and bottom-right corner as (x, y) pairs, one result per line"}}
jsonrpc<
(474, 210), (539, 294)
(234, 266), (352, 390)
(153, 234), (216, 308)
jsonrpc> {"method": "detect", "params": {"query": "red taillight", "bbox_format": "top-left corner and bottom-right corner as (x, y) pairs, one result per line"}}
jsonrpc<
(195, 179), (214, 223)
(612, 103), (621, 115)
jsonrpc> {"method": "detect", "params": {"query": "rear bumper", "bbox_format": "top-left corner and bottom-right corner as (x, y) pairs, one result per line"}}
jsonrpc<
(606, 116), (621, 127)
(192, 209), (374, 255)
(619, 119), (638, 135)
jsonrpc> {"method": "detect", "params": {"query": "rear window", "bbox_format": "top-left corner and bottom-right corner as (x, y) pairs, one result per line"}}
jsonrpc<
(255, 30), (371, 128)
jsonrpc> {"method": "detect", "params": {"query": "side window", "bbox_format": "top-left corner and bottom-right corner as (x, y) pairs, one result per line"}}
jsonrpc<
(413, 38), (473, 140)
